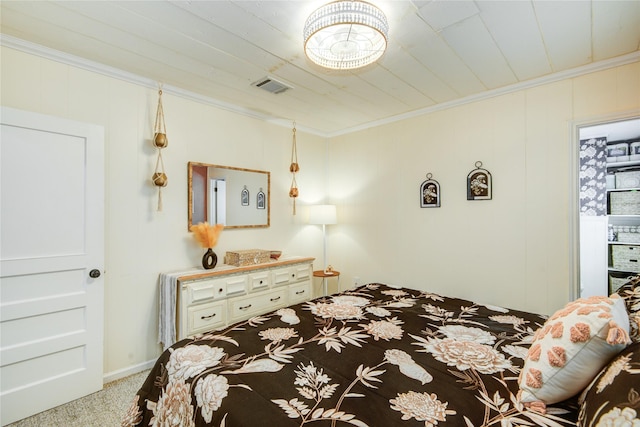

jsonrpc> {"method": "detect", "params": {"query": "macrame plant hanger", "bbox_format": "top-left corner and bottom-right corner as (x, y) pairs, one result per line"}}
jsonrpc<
(152, 86), (168, 211)
(289, 122), (299, 215)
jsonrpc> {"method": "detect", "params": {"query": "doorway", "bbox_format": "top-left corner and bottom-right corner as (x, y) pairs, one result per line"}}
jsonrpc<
(574, 114), (640, 298)
(208, 178), (227, 225)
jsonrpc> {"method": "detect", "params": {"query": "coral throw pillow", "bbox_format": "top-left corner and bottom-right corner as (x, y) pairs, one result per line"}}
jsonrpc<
(517, 294), (630, 413)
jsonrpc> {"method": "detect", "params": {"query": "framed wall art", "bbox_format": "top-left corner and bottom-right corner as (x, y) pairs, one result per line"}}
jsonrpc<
(241, 185), (249, 206)
(467, 161), (492, 200)
(257, 188), (265, 209)
(420, 173), (441, 208)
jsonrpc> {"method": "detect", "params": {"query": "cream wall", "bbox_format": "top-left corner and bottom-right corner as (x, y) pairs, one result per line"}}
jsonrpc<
(327, 61), (639, 316)
(1, 46), (328, 378)
(2, 44), (638, 379)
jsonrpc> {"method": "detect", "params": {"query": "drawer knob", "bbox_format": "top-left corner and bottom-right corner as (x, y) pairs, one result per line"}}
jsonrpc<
(201, 313), (217, 320)
(219, 288), (223, 293)
(296, 290), (305, 295)
(270, 296), (281, 302)
(239, 304), (252, 310)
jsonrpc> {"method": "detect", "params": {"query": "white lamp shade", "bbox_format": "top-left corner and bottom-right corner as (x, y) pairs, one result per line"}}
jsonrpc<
(308, 204), (337, 225)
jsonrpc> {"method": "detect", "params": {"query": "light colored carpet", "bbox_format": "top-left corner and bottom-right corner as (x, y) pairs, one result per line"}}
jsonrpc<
(7, 370), (149, 427)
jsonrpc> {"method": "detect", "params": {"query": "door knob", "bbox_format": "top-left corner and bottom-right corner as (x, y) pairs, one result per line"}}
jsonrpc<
(89, 269), (101, 278)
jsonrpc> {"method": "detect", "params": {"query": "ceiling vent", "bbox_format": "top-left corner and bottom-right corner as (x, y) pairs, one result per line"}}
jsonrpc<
(251, 76), (292, 94)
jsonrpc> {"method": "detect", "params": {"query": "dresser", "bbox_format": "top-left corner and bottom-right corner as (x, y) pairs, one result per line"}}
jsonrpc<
(174, 257), (314, 340)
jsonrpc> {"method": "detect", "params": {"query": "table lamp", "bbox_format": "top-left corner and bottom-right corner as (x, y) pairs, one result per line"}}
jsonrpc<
(308, 204), (337, 274)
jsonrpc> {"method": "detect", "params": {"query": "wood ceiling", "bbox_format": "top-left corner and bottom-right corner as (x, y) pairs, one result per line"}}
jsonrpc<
(1, 1), (639, 136)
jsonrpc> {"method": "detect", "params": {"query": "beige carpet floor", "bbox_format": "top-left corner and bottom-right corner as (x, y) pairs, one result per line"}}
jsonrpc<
(7, 370), (149, 427)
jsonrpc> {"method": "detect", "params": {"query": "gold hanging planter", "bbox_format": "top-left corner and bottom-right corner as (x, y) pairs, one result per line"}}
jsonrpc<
(289, 122), (299, 215)
(152, 86), (168, 211)
(153, 131), (168, 149)
(152, 171), (168, 187)
(153, 86), (168, 149)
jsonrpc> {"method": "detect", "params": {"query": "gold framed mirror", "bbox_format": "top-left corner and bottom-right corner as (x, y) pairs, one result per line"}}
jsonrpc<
(188, 162), (270, 230)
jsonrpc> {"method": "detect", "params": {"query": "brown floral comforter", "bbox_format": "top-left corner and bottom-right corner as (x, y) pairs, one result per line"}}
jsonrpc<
(122, 284), (578, 426)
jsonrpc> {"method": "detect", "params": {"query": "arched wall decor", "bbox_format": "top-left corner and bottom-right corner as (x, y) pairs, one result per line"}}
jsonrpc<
(257, 188), (265, 209)
(241, 186), (249, 206)
(467, 161), (492, 200)
(420, 173), (441, 208)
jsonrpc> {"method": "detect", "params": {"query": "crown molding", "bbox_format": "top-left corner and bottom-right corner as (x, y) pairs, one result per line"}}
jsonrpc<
(0, 34), (325, 137)
(328, 51), (640, 137)
(2, 34), (638, 139)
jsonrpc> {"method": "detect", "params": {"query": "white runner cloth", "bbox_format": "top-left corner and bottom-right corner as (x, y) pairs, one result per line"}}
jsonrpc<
(158, 268), (202, 350)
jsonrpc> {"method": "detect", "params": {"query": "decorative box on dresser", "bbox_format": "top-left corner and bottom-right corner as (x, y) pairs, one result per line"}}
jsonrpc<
(173, 257), (314, 340)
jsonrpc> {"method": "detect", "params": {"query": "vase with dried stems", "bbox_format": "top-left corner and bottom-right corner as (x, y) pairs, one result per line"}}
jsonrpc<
(191, 222), (224, 269)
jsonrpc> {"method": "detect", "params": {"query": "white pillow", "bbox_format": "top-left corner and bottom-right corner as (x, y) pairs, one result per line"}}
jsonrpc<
(517, 294), (630, 413)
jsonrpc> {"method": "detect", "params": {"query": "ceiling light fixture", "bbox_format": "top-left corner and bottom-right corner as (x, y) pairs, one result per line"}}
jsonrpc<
(303, 0), (389, 70)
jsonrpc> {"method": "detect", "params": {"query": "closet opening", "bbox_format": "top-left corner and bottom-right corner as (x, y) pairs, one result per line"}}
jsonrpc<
(574, 115), (640, 299)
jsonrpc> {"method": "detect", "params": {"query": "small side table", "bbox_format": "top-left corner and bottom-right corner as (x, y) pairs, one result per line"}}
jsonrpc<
(313, 270), (340, 296)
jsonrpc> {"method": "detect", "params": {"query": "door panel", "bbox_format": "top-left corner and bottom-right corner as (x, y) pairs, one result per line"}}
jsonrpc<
(1, 125), (86, 259)
(0, 107), (104, 425)
(579, 216), (608, 297)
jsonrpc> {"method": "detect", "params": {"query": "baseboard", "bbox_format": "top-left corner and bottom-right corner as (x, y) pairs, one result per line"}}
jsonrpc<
(103, 359), (156, 384)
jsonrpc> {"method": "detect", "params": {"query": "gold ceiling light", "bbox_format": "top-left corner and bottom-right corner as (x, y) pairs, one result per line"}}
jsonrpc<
(303, 0), (389, 70)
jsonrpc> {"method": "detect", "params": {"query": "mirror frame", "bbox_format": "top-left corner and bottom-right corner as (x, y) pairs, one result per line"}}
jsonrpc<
(188, 161), (270, 230)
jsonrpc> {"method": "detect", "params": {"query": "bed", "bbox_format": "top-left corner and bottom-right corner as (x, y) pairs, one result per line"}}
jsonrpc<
(122, 278), (640, 427)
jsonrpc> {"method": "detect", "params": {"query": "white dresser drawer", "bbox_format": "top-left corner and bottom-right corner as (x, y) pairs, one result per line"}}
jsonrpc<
(271, 267), (294, 287)
(249, 271), (270, 292)
(272, 265), (312, 287)
(186, 278), (227, 304)
(291, 264), (312, 282)
(225, 275), (249, 296)
(289, 281), (311, 304)
(188, 300), (226, 336)
(228, 288), (287, 321)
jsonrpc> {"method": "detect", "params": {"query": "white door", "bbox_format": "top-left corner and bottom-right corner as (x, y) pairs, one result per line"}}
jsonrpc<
(0, 107), (104, 425)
